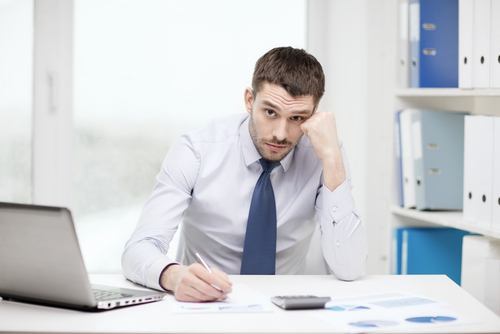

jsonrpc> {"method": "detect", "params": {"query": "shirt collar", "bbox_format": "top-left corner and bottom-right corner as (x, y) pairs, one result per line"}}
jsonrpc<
(239, 115), (295, 172)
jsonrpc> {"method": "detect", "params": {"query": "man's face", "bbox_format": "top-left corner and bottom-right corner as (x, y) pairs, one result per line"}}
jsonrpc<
(245, 82), (315, 162)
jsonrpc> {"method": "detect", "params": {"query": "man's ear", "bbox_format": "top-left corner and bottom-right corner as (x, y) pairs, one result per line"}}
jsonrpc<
(244, 88), (254, 114)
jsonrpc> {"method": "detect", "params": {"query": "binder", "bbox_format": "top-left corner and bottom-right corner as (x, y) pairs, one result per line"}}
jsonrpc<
(463, 116), (494, 228)
(461, 236), (500, 312)
(409, 0), (420, 87)
(417, 0), (459, 87)
(394, 227), (469, 284)
(398, 0), (410, 88)
(472, 0), (492, 88)
(491, 0), (500, 88)
(493, 117), (500, 231)
(400, 110), (416, 208)
(484, 258), (500, 314)
(394, 111), (404, 207)
(459, 0), (474, 88)
(412, 110), (466, 210)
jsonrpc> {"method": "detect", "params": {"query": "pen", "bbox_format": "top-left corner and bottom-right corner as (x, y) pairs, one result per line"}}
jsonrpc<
(195, 252), (212, 274)
(195, 252), (225, 293)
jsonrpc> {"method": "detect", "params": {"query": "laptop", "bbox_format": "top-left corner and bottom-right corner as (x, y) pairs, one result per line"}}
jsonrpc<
(0, 202), (166, 311)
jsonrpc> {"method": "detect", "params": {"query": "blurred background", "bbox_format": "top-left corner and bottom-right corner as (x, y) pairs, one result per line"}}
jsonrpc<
(0, 0), (395, 274)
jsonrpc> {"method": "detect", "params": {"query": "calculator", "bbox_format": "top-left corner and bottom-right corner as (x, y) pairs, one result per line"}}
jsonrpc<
(271, 295), (331, 310)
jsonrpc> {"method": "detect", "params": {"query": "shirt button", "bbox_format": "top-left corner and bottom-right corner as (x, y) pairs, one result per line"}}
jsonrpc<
(331, 206), (338, 214)
(336, 241), (340, 247)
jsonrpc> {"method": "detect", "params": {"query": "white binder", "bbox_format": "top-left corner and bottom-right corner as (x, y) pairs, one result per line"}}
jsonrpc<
(461, 236), (500, 313)
(463, 116), (494, 227)
(400, 110), (416, 208)
(472, 0), (492, 88)
(409, 0), (420, 88)
(484, 258), (500, 314)
(493, 116), (500, 231)
(398, 0), (410, 88)
(490, 0), (500, 88)
(459, 0), (474, 88)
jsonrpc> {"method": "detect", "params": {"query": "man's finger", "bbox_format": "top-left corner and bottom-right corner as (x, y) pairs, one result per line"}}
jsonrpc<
(183, 285), (214, 302)
(212, 267), (231, 282)
(193, 265), (232, 294)
(211, 268), (233, 293)
(186, 272), (226, 299)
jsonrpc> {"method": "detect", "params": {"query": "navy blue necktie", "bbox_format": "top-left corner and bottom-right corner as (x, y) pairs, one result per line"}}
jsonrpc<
(240, 159), (279, 275)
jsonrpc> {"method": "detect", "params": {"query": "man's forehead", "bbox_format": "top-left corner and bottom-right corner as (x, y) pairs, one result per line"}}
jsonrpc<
(256, 83), (315, 112)
(261, 100), (312, 115)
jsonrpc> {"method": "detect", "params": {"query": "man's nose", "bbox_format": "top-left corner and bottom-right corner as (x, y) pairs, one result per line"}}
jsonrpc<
(272, 119), (288, 142)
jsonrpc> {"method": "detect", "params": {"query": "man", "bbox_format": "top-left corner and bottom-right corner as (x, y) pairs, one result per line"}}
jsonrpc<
(122, 47), (367, 302)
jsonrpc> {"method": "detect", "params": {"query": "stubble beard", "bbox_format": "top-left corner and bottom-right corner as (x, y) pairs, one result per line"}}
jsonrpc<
(248, 115), (294, 162)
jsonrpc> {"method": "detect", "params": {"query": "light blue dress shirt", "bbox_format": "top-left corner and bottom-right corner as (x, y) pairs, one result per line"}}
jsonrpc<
(122, 114), (367, 291)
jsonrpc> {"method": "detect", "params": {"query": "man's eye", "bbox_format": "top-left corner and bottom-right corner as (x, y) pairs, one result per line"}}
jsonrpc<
(290, 116), (304, 122)
(265, 109), (276, 117)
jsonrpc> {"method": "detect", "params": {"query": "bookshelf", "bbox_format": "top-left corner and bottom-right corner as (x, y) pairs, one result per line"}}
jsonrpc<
(358, 0), (500, 275)
(391, 90), (500, 241)
(391, 206), (500, 239)
(382, 0), (500, 315)
(391, 0), (500, 243)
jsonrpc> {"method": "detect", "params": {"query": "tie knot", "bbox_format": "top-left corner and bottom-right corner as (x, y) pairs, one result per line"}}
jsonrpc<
(260, 159), (279, 173)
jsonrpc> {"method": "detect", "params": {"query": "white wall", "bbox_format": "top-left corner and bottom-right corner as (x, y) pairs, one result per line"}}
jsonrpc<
(363, 0), (398, 274)
(308, 0), (397, 274)
(308, 0), (368, 221)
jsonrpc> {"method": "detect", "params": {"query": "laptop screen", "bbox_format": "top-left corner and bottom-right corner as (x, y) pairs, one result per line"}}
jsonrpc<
(0, 203), (96, 307)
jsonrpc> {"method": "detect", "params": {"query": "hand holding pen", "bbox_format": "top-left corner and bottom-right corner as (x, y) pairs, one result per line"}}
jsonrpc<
(159, 253), (232, 302)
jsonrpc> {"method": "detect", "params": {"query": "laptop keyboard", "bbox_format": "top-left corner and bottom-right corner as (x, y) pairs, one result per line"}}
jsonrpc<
(92, 289), (133, 301)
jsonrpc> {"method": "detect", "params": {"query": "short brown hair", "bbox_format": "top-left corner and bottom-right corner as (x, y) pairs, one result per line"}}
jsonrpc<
(252, 47), (325, 106)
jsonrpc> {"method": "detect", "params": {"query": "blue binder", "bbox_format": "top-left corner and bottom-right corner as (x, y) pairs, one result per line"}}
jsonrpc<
(394, 227), (469, 285)
(412, 110), (467, 210)
(409, 0), (459, 87)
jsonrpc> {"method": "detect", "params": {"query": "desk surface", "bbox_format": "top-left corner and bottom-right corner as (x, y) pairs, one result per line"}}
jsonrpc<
(0, 274), (499, 333)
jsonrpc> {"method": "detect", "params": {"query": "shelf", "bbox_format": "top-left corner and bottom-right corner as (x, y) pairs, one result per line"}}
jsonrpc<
(390, 206), (500, 239)
(395, 88), (500, 97)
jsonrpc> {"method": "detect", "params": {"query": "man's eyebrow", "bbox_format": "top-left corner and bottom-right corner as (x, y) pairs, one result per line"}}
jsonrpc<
(290, 110), (313, 115)
(262, 100), (312, 114)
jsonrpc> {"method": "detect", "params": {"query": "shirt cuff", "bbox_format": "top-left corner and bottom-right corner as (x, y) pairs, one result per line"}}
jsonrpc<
(147, 256), (178, 291)
(319, 179), (355, 224)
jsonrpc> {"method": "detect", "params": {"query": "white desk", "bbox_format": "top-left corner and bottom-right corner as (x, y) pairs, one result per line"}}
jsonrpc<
(0, 274), (499, 333)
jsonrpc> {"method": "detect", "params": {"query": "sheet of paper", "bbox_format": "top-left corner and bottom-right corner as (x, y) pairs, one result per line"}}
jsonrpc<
(313, 292), (476, 332)
(171, 283), (273, 314)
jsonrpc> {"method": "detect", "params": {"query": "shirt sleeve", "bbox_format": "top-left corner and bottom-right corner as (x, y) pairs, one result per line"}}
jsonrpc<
(315, 145), (367, 281)
(121, 134), (200, 291)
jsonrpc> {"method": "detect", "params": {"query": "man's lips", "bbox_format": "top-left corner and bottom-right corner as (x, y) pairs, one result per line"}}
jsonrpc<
(265, 142), (289, 151)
